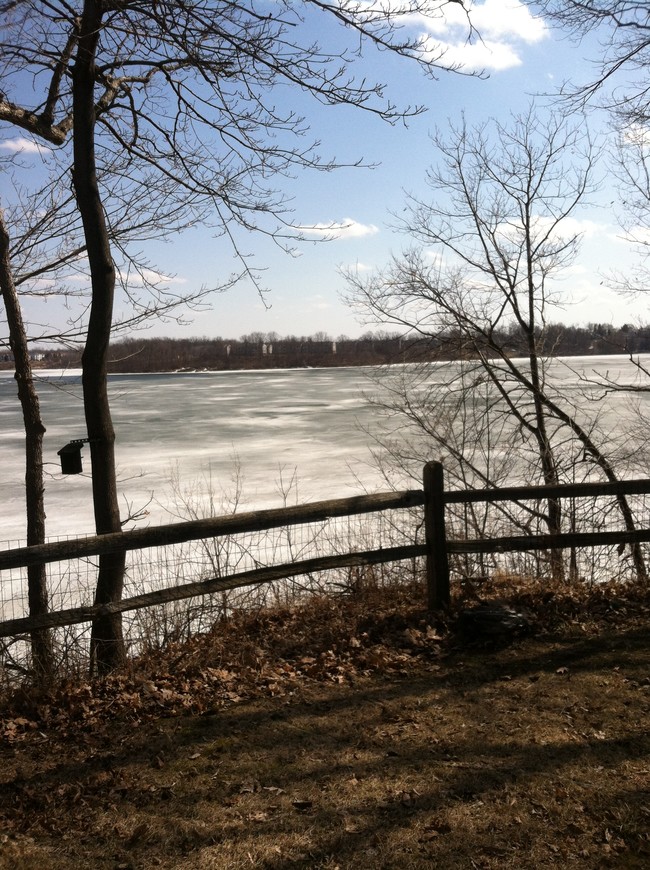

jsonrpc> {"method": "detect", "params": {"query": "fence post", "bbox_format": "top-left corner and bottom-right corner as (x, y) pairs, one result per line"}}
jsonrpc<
(423, 461), (450, 610)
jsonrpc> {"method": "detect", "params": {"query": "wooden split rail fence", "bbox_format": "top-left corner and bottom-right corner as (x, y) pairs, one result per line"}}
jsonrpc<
(2, 462), (650, 639)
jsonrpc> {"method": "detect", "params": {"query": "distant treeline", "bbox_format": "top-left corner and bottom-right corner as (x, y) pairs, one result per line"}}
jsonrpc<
(3, 323), (649, 372)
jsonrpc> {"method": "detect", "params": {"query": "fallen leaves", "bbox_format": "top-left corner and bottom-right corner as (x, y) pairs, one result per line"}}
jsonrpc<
(0, 587), (449, 744)
(1, 716), (38, 742)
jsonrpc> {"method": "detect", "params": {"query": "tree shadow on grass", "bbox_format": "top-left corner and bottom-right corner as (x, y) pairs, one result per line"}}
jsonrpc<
(3, 622), (649, 867)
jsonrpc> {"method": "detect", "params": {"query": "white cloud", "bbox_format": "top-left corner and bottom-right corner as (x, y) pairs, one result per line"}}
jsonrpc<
(58, 263), (187, 288)
(62, 273), (90, 283)
(0, 136), (51, 155)
(618, 224), (650, 247)
(297, 218), (380, 240)
(492, 214), (606, 247)
(425, 37), (523, 72)
(27, 277), (57, 289)
(19, 277), (59, 297)
(620, 123), (650, 147)
(408, 0), (548, 72)
(562, 263), (589, 277)
(469, 0), (547, 43)
(537, 215), (604, 240)
(344, 261), (373, 272)
(423, 249), (444, 268)
(407, 0), (546, 42)
(116, 267), (188, 287)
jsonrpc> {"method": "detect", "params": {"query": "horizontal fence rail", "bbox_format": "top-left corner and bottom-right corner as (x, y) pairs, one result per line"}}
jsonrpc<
(444, 478), (650, 504)
(426, 464), (650, 607)
(448, 529), (650, 555)
(443, 477), (650, 553)
(0, 544), (427, 637)
(0, 490), (425, 640)
(1, 462), (650, 647)
(0, 490), (425, 573)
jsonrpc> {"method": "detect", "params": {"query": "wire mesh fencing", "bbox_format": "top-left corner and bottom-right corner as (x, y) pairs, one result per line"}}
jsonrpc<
(1, 476), (649, 683)
(445, 488), (650, 587)
(0, 506), (424, 680)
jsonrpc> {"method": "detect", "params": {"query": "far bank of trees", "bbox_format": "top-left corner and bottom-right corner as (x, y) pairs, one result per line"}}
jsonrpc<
(2, 322), (648, 374)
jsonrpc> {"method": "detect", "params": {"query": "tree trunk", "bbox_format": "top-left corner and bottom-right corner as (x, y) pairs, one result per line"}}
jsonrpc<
(483, 339), (566, 582)
(528, 353), (565, 582)
(535, 389), (648, 585)
(496, 338), (647, 585)
(72, 0), (126, 674)
(0, 210), (54, 681)
(524, 203), (565, 583)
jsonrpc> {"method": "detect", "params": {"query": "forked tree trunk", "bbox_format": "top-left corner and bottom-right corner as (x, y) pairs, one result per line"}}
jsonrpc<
(72, 0), (126, 674)
(0, 211), (54, 681)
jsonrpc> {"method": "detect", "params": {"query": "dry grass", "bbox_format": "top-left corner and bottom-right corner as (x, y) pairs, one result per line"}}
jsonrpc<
(1, 578), (650, 869)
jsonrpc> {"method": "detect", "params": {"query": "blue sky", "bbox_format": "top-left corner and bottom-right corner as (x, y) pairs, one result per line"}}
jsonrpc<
(2, 1), (648, 341)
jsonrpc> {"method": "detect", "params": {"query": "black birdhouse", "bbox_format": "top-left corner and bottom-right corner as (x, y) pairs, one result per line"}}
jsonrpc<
(57, 440), (87, 474)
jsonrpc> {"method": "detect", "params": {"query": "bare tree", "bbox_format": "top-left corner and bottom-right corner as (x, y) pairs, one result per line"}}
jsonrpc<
(1, 145), (235, 676)
(1, 1), (476, 672)
(519, 3), (650, 407)
(531, 2), (650, 119)
(345, 108), (647, 583)
(4, 163), (227, 348)
(0, 207), (53, 679)
(584, 126), (650, 391)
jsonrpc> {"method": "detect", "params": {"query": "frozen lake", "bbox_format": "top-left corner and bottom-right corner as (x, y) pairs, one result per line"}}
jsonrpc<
(0, 366), (390, 543)
(1, 357), (648, 545)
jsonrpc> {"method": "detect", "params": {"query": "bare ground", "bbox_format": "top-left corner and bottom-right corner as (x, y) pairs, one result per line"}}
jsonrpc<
(1, 579), (649, 869)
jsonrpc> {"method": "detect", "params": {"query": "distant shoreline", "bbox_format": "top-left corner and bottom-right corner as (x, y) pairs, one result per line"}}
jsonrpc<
(1, 350), (647, 379)
(2, 324), (647, 374)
